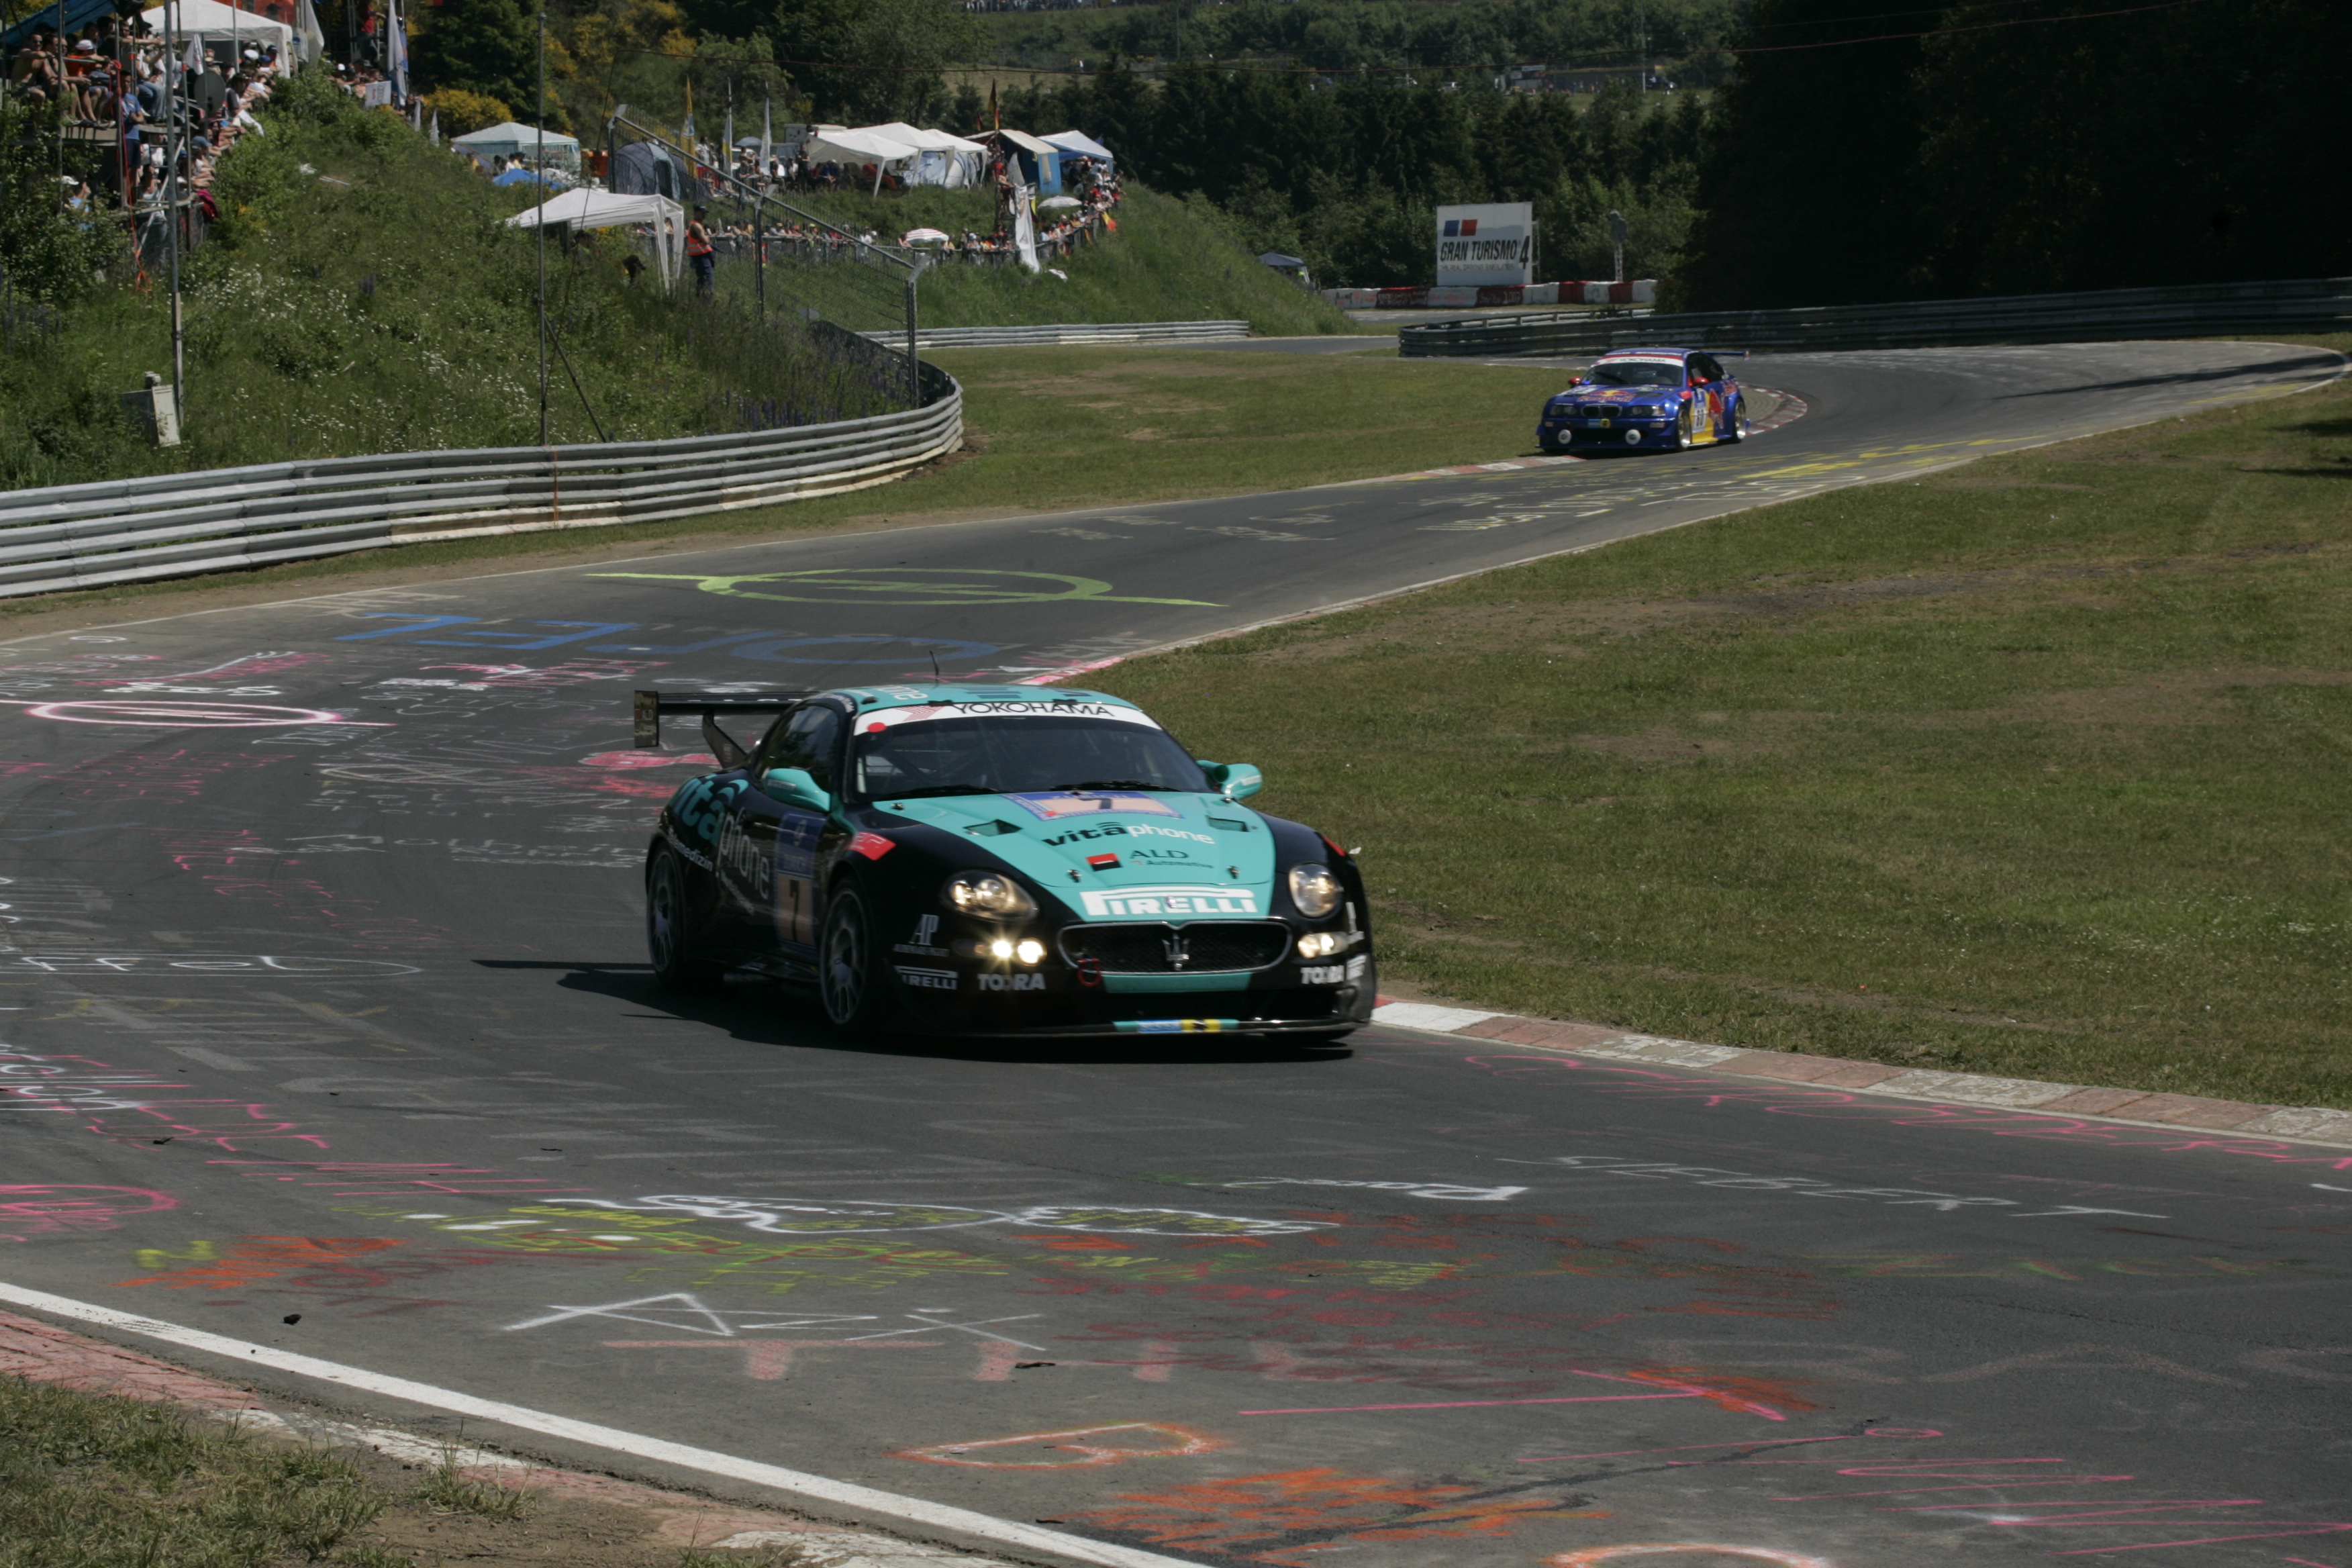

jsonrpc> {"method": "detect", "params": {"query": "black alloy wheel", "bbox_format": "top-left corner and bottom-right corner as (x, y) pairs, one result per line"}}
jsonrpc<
(646, 846), (727, 993)
(820, 887), (886, 1035)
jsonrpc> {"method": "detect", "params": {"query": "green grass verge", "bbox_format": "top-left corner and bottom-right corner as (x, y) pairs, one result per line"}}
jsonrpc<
(739, 185), (1361, 336)
(1094, 344), (2352, 1109)
(0, 1375), (385, 1566)
(0, 345), (1557, 625)
(0, 1371), (807, 1566)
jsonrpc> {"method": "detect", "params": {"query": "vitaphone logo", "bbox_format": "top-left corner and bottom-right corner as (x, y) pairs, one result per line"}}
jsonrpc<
(1044, 822), (1216, 848)
(669, 775), (744, 844)
(716, 813), (771, 900)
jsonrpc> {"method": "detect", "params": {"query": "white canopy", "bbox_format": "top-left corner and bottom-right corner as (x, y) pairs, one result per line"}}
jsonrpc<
(1042, 130), (1114, 164)
(854, 122), (985, 188)
(800, 126), (922, 167)
(864, 121), (987, 156)
(993, 128), (1060, 159)
(141, 0), (291, 54)
(505, 189), (683, 291)
(452, 120), (581, 166)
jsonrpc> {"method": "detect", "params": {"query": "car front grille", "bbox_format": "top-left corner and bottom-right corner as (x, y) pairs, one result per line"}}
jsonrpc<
(1060, 921), (1292, 974)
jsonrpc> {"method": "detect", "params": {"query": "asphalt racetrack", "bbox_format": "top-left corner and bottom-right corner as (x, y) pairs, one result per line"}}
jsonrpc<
(3, 342), (2348, 1568)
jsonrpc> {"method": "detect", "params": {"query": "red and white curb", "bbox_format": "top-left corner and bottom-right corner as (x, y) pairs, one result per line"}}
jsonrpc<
(1368, 1001), (2352, 1148)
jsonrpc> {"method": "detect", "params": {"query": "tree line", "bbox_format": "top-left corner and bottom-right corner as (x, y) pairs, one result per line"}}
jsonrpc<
(979, 0), (1741, 77)
(390, 0), (2352, 301)
(1683, 0), (2352, 306)
(989, 68), (1707, 287)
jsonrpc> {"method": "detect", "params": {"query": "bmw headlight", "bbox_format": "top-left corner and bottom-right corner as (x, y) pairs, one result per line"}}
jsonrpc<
(944, 872), (1036, 918)
(1287, 863), (1342, 919)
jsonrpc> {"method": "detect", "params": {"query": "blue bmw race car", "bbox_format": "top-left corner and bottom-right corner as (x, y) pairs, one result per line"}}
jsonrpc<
(637, 684), (1375, 1042)
(1537, 347), (1750, 454)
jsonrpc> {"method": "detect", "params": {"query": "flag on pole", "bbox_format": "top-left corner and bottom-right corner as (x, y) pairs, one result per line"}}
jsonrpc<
(385, 0), (409, 107)
(988, 81), (998, 131)
(293, 0), (324, 63)
(722, 101), (734, 168)
(681, 80), (695, 164)
(428, 109), (440, 145)
(760, 93), (772, 178)
(182, 32), (203, 79)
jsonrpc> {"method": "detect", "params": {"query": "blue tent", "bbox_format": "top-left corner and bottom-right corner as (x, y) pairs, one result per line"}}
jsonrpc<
(491, 166), (567, 187)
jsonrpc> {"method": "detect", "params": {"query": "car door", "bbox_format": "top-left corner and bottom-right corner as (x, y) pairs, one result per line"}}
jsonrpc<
(743, 700), (846, 958)
(1690, 354), (1727, 439)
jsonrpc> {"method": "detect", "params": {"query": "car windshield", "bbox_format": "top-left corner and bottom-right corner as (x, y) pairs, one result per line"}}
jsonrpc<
(852, 715), (1212, 801)
(1589, 359), (1685, 387)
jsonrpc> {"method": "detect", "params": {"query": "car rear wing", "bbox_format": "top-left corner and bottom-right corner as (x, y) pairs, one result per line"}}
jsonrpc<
(633, 689), (807, 770)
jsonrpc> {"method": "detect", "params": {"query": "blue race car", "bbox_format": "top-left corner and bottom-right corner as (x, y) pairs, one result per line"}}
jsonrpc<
(1536, 347), (1750, 454)
(636, 684), (1375, 1042)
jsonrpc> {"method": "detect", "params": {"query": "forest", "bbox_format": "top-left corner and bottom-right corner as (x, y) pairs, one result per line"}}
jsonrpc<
(379, 0), (2351, 302)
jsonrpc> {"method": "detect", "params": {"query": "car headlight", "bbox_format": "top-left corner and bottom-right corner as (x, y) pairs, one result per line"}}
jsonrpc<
(944, 872), (1036, 918)
(1287, 863), (1342, 919)
(1297, 930), (1344, 959)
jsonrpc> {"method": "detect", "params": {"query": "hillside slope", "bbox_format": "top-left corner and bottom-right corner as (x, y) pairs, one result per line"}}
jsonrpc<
(773, 186), (1358, 334)
(0, 70), (905, 492)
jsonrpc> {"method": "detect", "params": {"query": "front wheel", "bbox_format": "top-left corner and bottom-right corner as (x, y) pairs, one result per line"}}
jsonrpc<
(646, 845), (727, 994)
(1674, 403), (1696, 451)
(819, 887), (889, 1036)
(1724, 396), (1750, 443)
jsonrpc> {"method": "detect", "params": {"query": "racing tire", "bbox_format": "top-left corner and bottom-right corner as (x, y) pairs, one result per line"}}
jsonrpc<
(1725, 397), (1749, 443)
(646, 846), (727, 995)
(819, 887), (889, 1037)
(1674, 404), (1696, 451)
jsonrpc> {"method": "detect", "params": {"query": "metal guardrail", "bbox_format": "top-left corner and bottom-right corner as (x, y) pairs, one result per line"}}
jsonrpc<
(1398, 276), (2352, 358)
(867, 321), (1251, 349)
(0, 376), (962, 600)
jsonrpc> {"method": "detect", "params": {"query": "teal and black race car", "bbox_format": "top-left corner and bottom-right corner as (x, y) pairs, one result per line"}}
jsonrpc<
(636, 684), (1375, 1041)
(1536, 346), (1750, 454)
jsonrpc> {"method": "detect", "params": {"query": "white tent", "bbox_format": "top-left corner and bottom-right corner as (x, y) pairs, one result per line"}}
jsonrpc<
(865, 122), (986, 155)
(452, 120), (582, 168)
(865, 121), (983, 187)
(505, 189), (683, 291)
(800, 126), (922, 168)
(1042, 130), (1114, 165)
(140, 0), (293, 56)
(862, 122), (986, 188)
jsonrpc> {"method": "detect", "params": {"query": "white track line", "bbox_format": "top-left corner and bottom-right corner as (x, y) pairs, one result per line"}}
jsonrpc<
(0, 1280), (1198, 1568)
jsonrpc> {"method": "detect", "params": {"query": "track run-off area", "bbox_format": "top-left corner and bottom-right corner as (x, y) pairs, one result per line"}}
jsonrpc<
(1, 340), (2347, 1568)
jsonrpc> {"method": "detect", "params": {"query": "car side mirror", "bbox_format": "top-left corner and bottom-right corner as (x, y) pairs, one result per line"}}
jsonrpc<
(1199, 761), (1263, 800)
(763, 767), (830, 812)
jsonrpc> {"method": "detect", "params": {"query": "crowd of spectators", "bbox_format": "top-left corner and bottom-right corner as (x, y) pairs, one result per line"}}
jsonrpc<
(5, 17), (279, 226)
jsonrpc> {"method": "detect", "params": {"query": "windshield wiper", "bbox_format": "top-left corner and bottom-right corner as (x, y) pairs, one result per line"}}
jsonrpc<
(887, 784), (1001, 799)
(1047, 780), (1166, 791)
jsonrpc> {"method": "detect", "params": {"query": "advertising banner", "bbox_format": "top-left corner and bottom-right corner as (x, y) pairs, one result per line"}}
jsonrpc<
(1434, 203), (1534, 287)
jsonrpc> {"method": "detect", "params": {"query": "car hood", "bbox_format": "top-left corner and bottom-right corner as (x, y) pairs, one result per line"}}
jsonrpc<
(1559, 384), (1681, 402)
(883, 790), (1280, 921)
